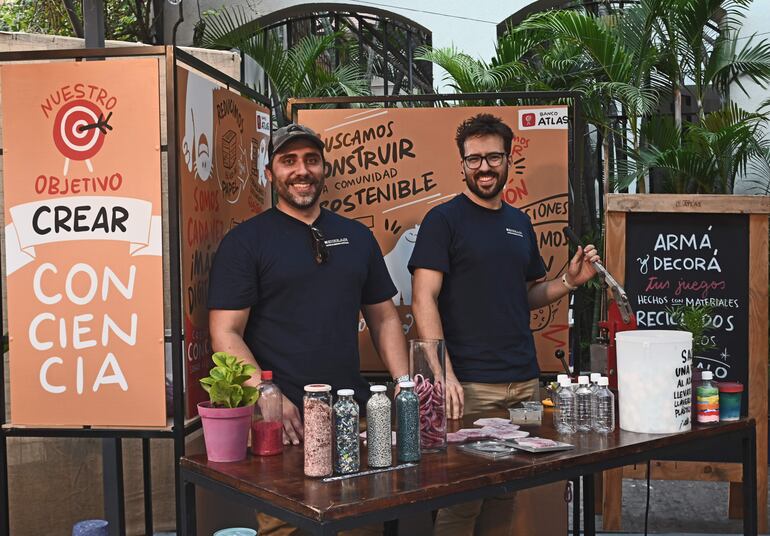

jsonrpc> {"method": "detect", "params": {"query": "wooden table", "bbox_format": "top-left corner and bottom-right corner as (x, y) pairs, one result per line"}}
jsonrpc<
(179, 415), (757, 535)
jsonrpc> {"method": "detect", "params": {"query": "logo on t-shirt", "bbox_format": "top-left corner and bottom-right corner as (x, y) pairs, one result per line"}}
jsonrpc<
(506, 228), (524, 237)
(324, 237), (350, 247)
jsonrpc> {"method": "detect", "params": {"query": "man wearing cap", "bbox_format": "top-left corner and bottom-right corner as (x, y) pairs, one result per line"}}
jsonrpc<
(208, 123), (410, 447)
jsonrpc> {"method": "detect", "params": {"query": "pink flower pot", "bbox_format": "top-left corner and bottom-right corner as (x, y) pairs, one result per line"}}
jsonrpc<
(198, 402), (253, 462)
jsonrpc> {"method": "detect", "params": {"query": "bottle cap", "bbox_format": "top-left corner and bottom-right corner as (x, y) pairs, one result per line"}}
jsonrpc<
(304, 383), (331, 393)
(701, 371), (714, 381)
(370, 384), (387, 393)
(590, 373), (601, 383)
(578, 376), (589, 385)
(557, 374), (569, 383)
(598, 377), (609, 386)
(261, 370), (273, 381)
(337, 389), (355, 396)
(398, 381), (415, 388)
(559, 378), (571, 387)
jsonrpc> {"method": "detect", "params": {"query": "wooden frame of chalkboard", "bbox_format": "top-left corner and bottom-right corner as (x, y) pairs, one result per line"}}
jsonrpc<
(602, 193), (769, 532)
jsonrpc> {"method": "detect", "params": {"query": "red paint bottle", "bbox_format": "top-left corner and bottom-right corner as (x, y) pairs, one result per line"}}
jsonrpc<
(252, 371), (283, 456)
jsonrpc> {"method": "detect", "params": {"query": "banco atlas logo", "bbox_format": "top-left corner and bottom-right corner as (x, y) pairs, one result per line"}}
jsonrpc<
(521, 113), (536, 128)
(518, 107), (568, 130)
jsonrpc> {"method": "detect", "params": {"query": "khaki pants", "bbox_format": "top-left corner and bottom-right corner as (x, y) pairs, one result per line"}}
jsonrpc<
(433, 378), (540, 536)
(257, 512), (382, 535)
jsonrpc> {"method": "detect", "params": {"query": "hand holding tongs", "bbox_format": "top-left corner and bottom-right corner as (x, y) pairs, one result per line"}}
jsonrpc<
(562, 226), (634, 324)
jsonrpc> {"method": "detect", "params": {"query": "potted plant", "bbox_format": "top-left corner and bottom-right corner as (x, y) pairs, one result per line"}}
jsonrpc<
(667, 304), (716, 408)
(198, 352), (259, 462)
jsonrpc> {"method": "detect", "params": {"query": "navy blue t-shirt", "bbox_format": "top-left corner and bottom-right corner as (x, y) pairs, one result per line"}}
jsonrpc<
(208, 207), (397, 409)
(408, 194), (546, 383)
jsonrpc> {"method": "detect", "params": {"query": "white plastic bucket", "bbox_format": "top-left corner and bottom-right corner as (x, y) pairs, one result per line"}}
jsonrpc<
(616, 330), (693, 434)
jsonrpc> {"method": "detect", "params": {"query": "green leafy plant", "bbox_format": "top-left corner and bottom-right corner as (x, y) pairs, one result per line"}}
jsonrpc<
(666, 304), (717, 356)
(200, 352), (259, 408)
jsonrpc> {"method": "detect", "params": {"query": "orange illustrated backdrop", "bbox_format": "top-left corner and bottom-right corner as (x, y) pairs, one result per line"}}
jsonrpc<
(176, 67), (272, 416)
(298, 106), (569, 373)
(2, 59), (165, 426)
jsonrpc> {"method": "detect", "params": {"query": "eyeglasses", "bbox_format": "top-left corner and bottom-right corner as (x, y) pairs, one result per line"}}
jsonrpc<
(310, 226), (328, 265)
(462, 152), (507, 170)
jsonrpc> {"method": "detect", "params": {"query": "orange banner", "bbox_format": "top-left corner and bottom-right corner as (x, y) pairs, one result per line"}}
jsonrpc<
(176, 67), (272, 416)
(298, 106), (569, 372)
(2, 59), (165, 426)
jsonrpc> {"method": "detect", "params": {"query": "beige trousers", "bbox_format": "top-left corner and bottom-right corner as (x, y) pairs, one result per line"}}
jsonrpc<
(432, 378), (540, 536)
(257, 512), (382, 535)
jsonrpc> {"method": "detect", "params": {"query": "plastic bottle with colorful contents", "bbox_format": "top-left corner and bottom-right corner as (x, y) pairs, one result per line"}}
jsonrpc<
(695, 371), (719, 424)
(333, 389), (360, 474)
(252, 371), (283, 456)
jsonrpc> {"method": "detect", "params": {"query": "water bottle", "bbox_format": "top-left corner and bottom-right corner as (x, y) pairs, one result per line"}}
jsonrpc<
(589, 373), (601, 423)
(555, 378), (576, 434)
(592, 377), (615, 433)
(575, 375), (593, 432)
(589, 372), (601, 394)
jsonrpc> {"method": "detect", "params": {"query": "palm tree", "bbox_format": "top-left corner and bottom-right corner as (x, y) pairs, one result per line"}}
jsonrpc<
(200, 7), (370, 124)
(656, 0), (770, 127)
(616, 103), (769, 193)
(516, 5), (666, 193)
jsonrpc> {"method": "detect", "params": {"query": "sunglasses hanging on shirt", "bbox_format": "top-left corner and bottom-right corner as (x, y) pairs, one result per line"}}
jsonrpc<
(310, 226), (329, 265)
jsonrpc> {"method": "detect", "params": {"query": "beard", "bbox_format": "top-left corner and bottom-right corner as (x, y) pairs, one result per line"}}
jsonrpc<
(464, 164), (508, 200)
(276, 174), (325, 209)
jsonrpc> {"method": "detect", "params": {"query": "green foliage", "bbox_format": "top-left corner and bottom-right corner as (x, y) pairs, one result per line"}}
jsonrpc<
(617, 103), (770, 192)
(0, 0), (159, 43)
(418, 0), (770, 195)
(200, 352), (259, 409)
(201, 6), (369, 123)
(666, 304), (717, 356)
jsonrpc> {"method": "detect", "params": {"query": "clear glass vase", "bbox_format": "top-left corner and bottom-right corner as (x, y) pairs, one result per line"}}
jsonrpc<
(409, 339), (446, 451)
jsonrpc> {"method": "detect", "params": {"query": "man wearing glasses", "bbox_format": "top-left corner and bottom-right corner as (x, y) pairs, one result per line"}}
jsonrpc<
(409, 114), (599, 535)
(208, 123), (409, 446)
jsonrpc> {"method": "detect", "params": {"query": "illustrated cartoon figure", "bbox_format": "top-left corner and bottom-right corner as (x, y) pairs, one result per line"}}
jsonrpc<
(182, 73), (216, 182)
(530, 303), (554, 332)
(384, 224), (419, 306)
(257, 138), (268, 186)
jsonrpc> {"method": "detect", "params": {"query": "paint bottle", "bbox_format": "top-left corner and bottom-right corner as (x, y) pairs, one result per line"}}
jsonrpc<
(695, 371), (719, 424)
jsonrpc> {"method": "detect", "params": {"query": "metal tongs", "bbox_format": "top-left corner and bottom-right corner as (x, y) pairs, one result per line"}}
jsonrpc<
(562, 227), (634, 324)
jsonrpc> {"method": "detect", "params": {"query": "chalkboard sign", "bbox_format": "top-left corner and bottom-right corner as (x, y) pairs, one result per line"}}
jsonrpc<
(624, 212), (750, 415)
(604, 194), (769, 531)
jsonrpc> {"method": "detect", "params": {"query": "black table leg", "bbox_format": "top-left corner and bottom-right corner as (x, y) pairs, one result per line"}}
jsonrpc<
(180, 473), (197, 536)
(572, 478), (581, 536)
(742, 427), (757, 536)
(583, 475), (595, 536)
(384, 519), (398, 536)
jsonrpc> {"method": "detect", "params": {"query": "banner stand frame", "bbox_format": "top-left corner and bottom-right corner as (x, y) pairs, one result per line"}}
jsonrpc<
(0, 45), (270, 536)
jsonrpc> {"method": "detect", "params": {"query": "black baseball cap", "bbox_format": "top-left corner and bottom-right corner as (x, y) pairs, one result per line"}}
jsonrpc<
(269, 123), (324, 161)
